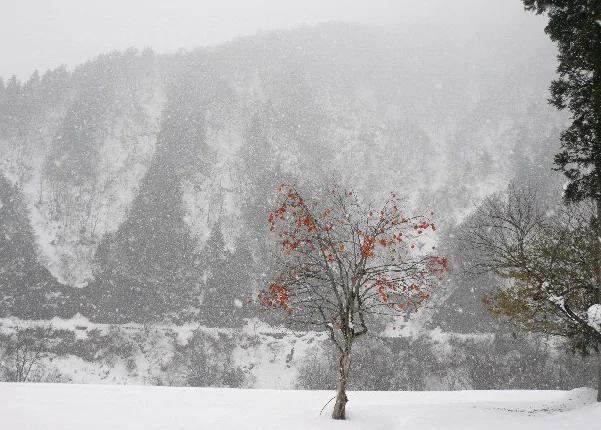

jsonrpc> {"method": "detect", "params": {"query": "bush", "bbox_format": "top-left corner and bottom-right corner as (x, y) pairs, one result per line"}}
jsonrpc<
(168, 329), (247, 388)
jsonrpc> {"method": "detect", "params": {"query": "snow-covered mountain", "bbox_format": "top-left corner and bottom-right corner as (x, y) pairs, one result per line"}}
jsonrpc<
(0, 22), (563, 323)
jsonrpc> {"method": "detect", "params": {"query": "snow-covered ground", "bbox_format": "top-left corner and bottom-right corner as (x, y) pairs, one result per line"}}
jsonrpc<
(0, 316), (329, 387)
(0, 383), (598, 429)
(0, 316), (499, 389)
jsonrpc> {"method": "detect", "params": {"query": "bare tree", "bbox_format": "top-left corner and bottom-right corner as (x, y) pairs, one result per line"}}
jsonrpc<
(462, 184), (601, 397)
(1, 325), (51, 382)
(260, 184), (448, 419)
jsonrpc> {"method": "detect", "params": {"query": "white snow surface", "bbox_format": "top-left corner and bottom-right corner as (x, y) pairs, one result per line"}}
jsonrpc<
(587, 304), (601, 332)
(0, 383), (598, 430)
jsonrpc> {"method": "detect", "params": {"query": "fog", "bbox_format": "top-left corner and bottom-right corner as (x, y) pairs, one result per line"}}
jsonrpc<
(3, 0), (600, 425)
(2, 0), (547, 79)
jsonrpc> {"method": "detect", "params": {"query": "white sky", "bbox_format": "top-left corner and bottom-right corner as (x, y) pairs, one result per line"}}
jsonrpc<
(1, 0), (539, 80)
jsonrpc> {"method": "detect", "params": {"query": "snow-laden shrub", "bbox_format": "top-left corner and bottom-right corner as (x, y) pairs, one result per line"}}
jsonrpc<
(166, 330), (246, 388)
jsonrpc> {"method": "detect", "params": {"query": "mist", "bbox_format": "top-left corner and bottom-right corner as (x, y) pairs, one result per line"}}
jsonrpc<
(2, 0), (601, 428)
(2, 0), (548, 79)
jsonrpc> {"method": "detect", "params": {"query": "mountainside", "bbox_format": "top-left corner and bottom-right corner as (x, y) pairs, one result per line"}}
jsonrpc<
(0, 22), (564, 324)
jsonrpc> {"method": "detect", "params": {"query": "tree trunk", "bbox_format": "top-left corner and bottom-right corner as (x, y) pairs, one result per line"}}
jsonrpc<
(332, 347), (351, 420)
(597, 199), (601, 402)
(597, 352), (601, 402)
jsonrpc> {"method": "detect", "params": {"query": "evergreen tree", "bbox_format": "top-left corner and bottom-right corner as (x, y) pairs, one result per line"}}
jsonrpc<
(92, 163), (202, 322)
(0, 175), (38, 316)
(523, 0), (601, 400)
(200, 224), (253, 326)
(523, 1), (601, 201)
(90, 71), (209, 323)
(0, 175), (72, 318)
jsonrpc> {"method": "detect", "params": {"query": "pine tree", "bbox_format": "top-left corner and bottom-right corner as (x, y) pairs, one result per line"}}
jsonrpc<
(0, 175), (70, 318)
(201, 224), (253, 327)
(523, 0), (601, 400)
(523, 1), (601, 202)
(91, 76), (208, 323)
(0, 175), (38, 315)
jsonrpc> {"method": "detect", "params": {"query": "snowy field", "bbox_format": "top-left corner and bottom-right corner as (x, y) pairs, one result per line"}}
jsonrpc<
(1, 383), (599, 430)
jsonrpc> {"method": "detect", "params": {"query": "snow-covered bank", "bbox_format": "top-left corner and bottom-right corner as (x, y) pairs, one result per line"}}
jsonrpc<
(0, 316), (329, 388)
(1, 317), (597, 392)
(0, 383), (598, 430)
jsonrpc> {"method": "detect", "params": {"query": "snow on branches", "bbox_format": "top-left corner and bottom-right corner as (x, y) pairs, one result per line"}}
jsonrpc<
(260, 183), (448, 420)
(465, 185), (601, 350)
(259, 184), (448, 340)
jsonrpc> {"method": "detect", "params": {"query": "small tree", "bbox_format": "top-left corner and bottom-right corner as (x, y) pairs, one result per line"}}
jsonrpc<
(259, 185), (447, 419)
(463, 185), (601, 394)
(1, 325), (51, 382)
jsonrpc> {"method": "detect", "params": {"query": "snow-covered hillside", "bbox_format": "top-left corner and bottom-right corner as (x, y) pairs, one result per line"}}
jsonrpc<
(0, 22), (562, 297)
(1, 383), (598, 429)
(2, 316), (596, 393)
(0, 316), (328, 388)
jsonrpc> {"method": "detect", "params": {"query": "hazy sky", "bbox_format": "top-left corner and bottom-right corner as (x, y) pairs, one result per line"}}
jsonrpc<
(1, 0), (542, 80)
